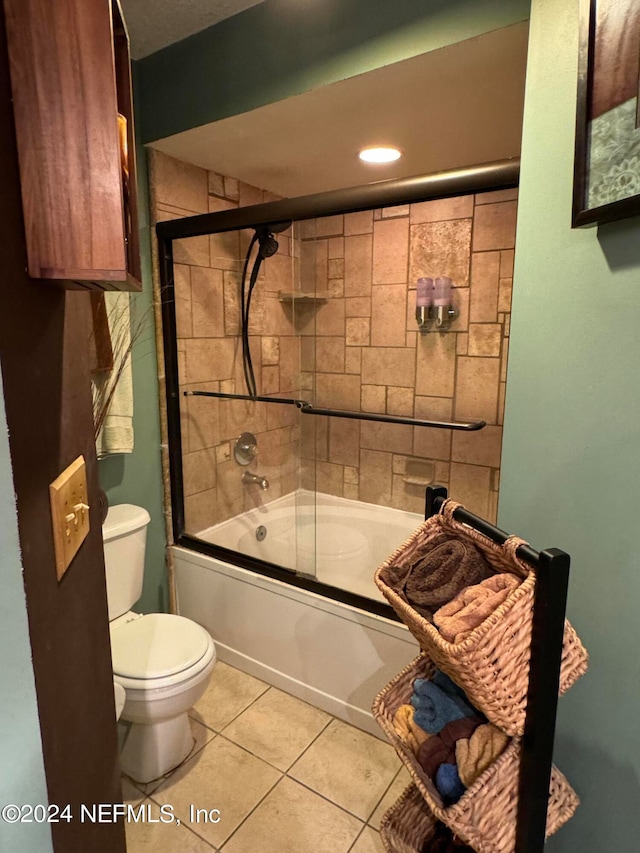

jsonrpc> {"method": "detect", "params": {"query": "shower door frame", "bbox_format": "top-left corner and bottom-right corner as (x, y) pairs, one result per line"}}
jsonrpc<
(157, 158), (520, 620)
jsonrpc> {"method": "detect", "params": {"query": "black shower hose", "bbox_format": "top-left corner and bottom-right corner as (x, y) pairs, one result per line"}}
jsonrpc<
(240, 232), (263, 398)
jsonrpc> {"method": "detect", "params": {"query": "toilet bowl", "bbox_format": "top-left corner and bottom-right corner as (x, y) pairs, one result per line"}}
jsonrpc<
(114, 681), (126, 721)
(103, 505), (217, 784)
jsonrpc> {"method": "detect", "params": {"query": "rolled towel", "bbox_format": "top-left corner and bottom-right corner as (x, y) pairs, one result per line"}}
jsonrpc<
(417, 716), (482, 779)
(456, 723), (510, 788)
(405, 538), (492, 616)
(438, 716), (484, 749)
(414, 677), (477, 718)
(417, 734), (456, 779)
(434, 573), (521, 644)
(393, 704), (431, 753)
(411, 680), (476, 734)
(431, 669), (470, 704)
(380, 532), (493, 620)
(435, 762), (466, 805)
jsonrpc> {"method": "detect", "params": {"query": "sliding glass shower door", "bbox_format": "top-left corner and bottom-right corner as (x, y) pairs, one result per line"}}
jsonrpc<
(156, 158), (518, 612)
(173, 224), (317, 580)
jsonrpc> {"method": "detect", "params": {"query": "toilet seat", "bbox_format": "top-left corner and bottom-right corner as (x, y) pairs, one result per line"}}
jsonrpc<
(111, 613), (215, 691)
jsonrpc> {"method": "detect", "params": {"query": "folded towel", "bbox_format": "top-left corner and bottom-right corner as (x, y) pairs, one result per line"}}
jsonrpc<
(380, 532), (493, 620)
(417, 733), (456, 778)
(456, 723), (510, 788)
(411, 680), (476, 734)
(435, 762), (466, 805)
(93, 293), (134, 456)
(434, 572), (521, 644)
(393, 704), (431, 753)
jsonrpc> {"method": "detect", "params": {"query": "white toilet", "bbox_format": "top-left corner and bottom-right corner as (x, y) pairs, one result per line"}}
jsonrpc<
(103, 504), (216, 784)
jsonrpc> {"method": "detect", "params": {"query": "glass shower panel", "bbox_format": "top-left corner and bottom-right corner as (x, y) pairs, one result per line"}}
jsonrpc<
(169, 184), (515, 604)
(293, 190), (516, 603)
(175, 224), (316, 578)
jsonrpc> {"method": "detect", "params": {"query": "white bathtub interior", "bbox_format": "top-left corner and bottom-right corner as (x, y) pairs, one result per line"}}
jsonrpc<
(196, 489), (423, 602)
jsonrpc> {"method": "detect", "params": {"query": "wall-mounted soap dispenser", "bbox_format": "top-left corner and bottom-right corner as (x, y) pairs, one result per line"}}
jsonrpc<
(415, 277), (434, 333)
(415, 276), (458, 333)
(433, 276), (458, 330)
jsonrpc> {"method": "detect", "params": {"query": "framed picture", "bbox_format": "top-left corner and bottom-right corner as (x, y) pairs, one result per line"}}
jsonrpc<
(572, 0), (640, 227)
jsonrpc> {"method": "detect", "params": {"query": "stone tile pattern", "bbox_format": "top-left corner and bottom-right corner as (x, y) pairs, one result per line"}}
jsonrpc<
(299, 189), (518, 521)
(151, 146), (516, 528)
(150, 151), (302, 532)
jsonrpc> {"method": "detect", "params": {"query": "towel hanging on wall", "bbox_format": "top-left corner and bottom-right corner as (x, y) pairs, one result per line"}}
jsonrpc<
(92, 292), (134, 456)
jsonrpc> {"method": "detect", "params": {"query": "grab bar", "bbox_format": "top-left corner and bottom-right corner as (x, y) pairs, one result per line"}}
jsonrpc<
(183, 390), (485, 431)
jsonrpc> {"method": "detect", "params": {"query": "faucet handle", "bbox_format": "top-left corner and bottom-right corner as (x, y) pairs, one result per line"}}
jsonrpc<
(234, 432), (258, 466)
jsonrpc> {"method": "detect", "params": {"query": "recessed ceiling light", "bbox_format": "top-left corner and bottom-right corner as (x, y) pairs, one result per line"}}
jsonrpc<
(358, 146), (402, 164)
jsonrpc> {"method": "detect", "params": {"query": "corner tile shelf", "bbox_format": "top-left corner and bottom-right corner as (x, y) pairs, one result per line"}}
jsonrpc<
(278, 290), (330, 303)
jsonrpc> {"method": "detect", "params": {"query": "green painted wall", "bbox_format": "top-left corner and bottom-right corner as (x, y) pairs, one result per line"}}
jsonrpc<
(137, 0), (531, 144)
(98, 116), (168, 614)
(499, 0), (640, 848)
(0, 375), (53, 853)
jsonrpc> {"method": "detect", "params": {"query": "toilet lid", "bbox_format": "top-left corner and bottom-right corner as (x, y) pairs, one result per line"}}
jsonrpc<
(111, 614), (210, 680)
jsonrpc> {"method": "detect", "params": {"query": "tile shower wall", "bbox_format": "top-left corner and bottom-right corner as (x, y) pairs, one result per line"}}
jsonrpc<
(299, 190), (517, 522)
(149, 151), (301, 533)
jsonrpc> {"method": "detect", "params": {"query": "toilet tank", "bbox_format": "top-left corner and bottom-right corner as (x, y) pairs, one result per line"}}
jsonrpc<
(102, 504), (151, 621)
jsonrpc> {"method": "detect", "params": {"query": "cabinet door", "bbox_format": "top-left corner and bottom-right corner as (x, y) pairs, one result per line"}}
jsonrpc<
(3, 0), (139, 289)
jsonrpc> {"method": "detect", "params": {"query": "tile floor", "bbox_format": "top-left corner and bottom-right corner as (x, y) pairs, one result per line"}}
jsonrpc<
(122, 662), (411, 852)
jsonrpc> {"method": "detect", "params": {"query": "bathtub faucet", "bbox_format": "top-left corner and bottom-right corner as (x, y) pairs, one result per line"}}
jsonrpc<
(242, 471), (269, 490)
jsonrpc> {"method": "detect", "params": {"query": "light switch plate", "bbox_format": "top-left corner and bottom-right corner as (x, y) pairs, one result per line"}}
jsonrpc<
(49, 455), (90, 580)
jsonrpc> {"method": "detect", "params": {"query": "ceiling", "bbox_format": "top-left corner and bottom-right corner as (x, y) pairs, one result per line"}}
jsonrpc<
(149, 22), (529, 198)
(120, 0), (268, 59)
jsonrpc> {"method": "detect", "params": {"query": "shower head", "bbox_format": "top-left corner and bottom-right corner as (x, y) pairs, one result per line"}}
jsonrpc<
(257, 232), (279, 258)
(242, 219), (292, 397)
(254, 221), (291, 259)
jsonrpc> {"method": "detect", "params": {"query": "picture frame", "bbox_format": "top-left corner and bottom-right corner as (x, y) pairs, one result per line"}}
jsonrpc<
(572, 0), (640, 227)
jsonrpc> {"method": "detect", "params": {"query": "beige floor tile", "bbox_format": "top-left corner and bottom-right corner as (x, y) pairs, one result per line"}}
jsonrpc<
(222, 776), (362, 853)
(189, 719), (218, 759)
(350, 825), (386, 853)
(152, 735), (280, 848)
(368, 766), (413, 829)
(125, 800), (216, 852)
(130, 719), (216, 797)
(121, 775), (145, 806)
(289, 719), (400, 820)
(191, 662), (269, 731)
(222, 686), (331, 771)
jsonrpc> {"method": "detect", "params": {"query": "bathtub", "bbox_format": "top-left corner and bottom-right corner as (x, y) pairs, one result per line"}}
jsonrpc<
(173, 491), (421, 737)
(197, 490), (422, 601)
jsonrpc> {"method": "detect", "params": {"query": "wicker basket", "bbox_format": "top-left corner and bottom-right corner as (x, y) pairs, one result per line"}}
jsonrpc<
(374, 499), (588, 736)
(380, 783), (455, 853)
(372, 654), (579, 853)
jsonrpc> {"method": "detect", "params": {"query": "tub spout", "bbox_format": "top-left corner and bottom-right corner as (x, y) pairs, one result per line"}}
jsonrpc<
(242, 471), (269, 490)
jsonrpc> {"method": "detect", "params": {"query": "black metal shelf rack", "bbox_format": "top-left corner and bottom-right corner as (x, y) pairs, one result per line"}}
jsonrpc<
(424, 486), (571, 853)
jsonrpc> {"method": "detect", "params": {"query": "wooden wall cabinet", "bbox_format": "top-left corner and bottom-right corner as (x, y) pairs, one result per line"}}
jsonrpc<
(3, 0), (141, 291)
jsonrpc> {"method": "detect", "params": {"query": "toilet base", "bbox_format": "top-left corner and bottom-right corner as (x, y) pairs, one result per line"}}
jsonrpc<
(119, 712), (194, 784)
